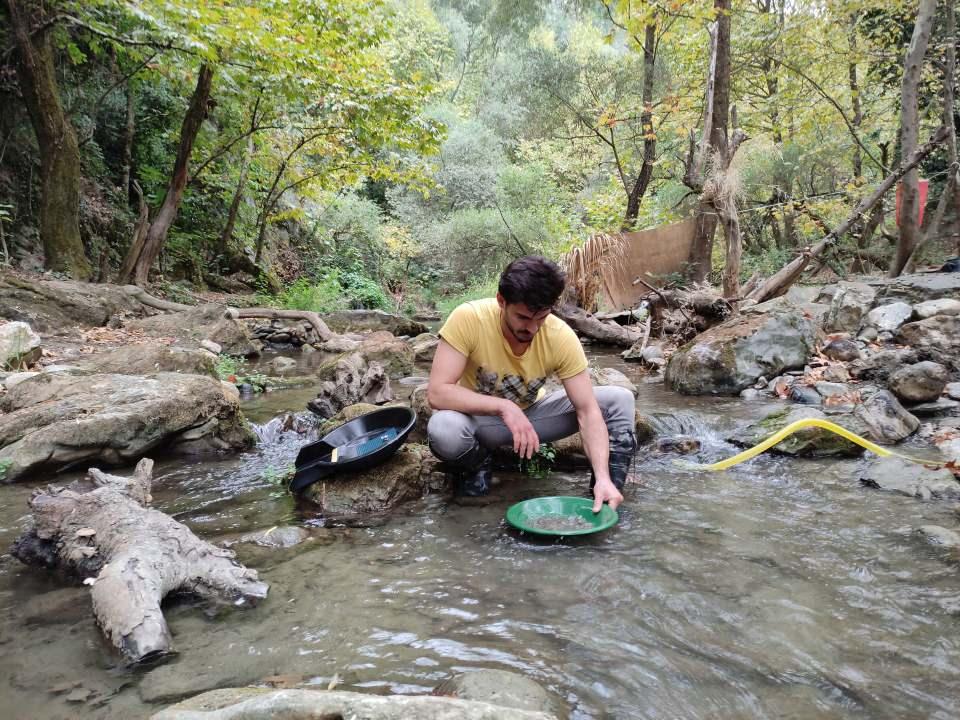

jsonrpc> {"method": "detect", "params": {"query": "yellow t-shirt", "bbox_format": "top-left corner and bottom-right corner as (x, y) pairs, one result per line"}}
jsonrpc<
(438, 298), (588, 408)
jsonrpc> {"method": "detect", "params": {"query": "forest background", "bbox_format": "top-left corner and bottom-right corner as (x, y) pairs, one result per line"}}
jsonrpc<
(1, 0), (958, 316)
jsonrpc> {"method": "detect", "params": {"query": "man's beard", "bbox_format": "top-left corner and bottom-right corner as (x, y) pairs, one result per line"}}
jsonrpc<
(509, 324), (533, 343)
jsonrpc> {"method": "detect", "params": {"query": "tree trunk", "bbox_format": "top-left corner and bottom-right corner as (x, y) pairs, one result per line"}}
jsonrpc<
(848, 17), (863, 179)
(4, 0), (91, 279)
(942, 0), (960, 254)
(121, 78), (135, 198)
(217, 133), (254, 259)
(687, 0), (731, 283)
(11, 459), (268, 665)
(554, 304), (642, 347)
(121, 64), (214, 286)
(890, 0), (937, 277)
(622, 24), (657, 231)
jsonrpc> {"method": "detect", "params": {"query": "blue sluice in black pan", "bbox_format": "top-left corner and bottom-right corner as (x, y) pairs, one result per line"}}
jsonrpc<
(290, 406), (417, 493)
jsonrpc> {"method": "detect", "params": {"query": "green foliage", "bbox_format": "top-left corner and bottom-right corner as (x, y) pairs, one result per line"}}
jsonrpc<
(436, 276), (500, 318)
(519, 443), (557, 479)
(0, 459), (12, 481)
(262, 276), (346, 314)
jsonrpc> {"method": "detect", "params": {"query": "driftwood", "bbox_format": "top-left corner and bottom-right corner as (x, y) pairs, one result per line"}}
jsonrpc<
(554, 304), (643, 347)
(11, 459), (268, 664)
(307, 352), (393, 418)
(225, 307), (333, 343)
(746, 125), (950, 304)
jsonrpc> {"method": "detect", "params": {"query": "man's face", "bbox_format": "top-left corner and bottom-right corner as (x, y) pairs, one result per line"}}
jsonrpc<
(497, 294), (552, 345)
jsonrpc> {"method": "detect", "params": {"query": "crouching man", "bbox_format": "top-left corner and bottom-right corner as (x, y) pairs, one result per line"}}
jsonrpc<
(426, 255), (637, 511)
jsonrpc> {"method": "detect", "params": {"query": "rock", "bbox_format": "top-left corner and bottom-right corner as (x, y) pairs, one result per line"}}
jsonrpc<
(815, 382), (850, 398)
(413, 310), (442, 322)
(913, 298), (960, 319)
(789, 385), (822, 404)
(309, 354), (393, 418)
(127, 304), (260, 357)
(858, 326), (878, 342)
(410, 332), (440, 362)
(590, 367), (637, 396)
(824, 282), (876, 333)
(0, 274), (144, 333)
(873, 272), (960, 305)
(322, 310), (428, 337)
(409, 385), (430, 443)
(916, 525), (960, 547)
(220, 381), (240, 402)
(821, 364), (851, 383)
(729, 392), (918, 457)
(654, 436), (701, 454)
(140, 660), (265, 705)
(200, 339), (222, 354)
(318, 335), (361, 353)
(150, 688), (558, 720)
(65, 688), (91, 703)
(888, 361), (949, 403)
(641, 345), (665, 363)
(861, 302), (914, 334)
(849, 348), (919, 383)
(0, 321), (42, 369)
(729, 407), (859, 457)
(302, 444), (441, 515)
(821, 338), (860, 362)
(357, 332), (415, 378)
(935, 437), (960, 464)
(739, 388), (762, 400)
(238, 526), (309, 548)
(896, 315), (960, 371)
(316, 402), (382, 437)
(74, 343), (218, 378)
(859, 457), (960, 500)
(434, 670), (562, 717)
(945, 382), (960, 401)
(852, 389), (920, 443)
(268, 356), (299, 375)
(908, 398), (960, 417)
(553, 409), (657, 465)
(665, 310), (817, 395)
(0, 373), (254, 483)
(3, 371), (40, 389)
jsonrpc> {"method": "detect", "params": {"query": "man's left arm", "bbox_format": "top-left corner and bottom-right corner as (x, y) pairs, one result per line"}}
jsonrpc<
(561, 370), (624, 512)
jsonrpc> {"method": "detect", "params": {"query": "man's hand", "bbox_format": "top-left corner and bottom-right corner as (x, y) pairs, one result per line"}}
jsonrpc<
(592, 477), (623, 513)
(499, 401), (539, 459)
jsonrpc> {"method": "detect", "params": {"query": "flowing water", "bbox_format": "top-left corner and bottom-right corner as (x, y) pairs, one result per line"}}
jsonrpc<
(0, 356), (959, 719)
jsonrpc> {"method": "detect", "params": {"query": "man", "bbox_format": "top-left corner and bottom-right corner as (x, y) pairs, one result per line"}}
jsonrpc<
(427, 255), (637, 511)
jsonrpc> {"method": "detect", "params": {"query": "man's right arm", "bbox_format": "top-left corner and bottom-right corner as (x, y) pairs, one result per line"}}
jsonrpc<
(426, 340), (539, 458)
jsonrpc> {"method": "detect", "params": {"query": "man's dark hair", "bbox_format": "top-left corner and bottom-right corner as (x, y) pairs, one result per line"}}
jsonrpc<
(498, 255), (566, 311)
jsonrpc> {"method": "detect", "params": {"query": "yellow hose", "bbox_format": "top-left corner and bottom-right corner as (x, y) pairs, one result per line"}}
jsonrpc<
(676, 417), (943, 471)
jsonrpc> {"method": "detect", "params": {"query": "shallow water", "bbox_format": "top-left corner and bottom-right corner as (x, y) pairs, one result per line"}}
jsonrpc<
(0, 364), (959, 719)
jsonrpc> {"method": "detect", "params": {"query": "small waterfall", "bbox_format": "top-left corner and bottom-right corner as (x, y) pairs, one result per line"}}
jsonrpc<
(645, 412), (727, 447)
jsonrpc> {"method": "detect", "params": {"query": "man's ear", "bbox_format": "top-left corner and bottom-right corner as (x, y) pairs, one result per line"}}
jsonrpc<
(496, 292), (505, 309)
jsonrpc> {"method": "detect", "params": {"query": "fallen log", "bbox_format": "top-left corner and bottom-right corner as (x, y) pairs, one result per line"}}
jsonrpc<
(746, 125), (949, 304)
(11, 459), (268, 665)
(120, 284), (194, 312)
(554, 304), (642, 347)
(225, 307), (333, 343)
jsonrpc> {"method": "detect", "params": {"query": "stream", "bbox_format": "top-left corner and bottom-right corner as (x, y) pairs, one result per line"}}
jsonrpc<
(0, 351), (958, 719)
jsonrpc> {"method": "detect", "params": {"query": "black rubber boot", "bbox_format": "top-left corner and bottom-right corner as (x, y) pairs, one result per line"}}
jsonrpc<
(589, 451), (634, 493)
(456, 454), (494, 497)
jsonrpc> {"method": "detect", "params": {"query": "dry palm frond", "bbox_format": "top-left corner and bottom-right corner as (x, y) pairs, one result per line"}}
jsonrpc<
(561, 232), (627, 311)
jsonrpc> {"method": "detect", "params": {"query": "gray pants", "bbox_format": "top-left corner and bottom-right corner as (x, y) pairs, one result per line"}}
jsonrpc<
(427, 385), (637, 467)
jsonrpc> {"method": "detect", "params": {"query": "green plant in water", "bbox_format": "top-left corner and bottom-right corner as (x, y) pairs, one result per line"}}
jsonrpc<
(215, 355), (241, 381)
(519, 442), (557, 479)
(0, 458), (12, 481)
(262, 464), (295, 484)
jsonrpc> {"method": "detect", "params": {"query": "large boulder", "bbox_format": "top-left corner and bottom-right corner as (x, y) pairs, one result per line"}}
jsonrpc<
(74, 343), (218, 378)
(895, 315), (960, 371)
(151, 688), (558, 720)
(590, 366), (637, 396)
(126, 304), (260, 357)
(322, 310), (428, 337)
(302, 443), (448, 515)
(849, 348), (919, 383)
(665, 310), (817, 395)
(888, 361), (949, 404)
(913, 298), (960, 319)
(317, 332), (414, 380)
(872, 272), (960, 306)
(0, 273), (144, 333)
(0, 321), (42, 369)
(411, 332), (440, 362)
(728, 391), (918, 457)
(309, 353), (393, 418)
(0, 372), (253, 483)
(823, 282), (876, 333)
